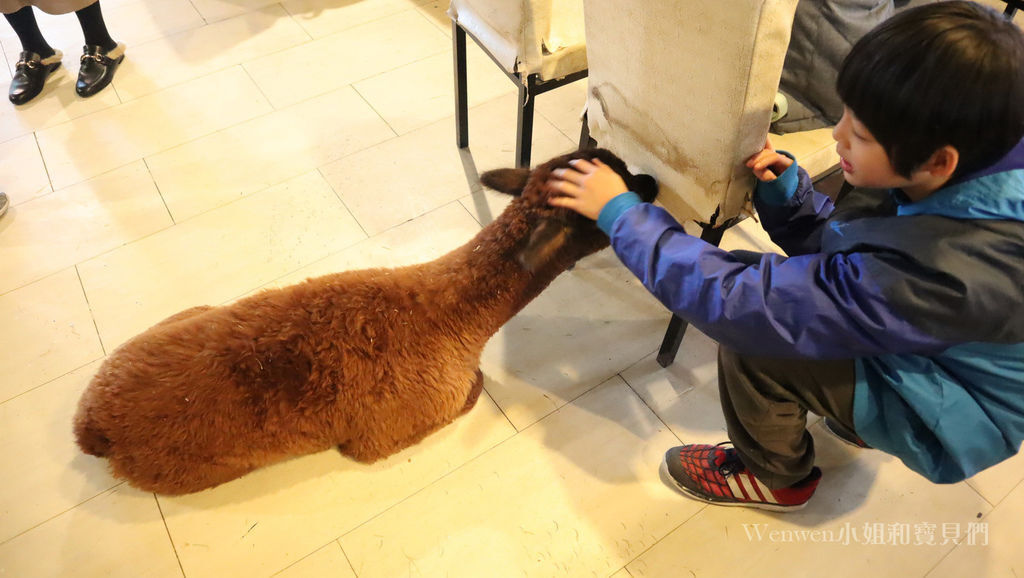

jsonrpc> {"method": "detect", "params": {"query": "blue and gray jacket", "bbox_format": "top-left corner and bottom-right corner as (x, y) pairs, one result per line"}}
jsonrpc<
(598, 140), (1024, 484)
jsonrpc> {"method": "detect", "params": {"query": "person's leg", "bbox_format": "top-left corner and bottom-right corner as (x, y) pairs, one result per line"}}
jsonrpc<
(5, 6), (62, 105)
(717, 345), (857, 488)
(662, 345), (857, 511)
(74, 0), (116, 51)
(73, 0), (124, 97)
(5, 6), (55, 57)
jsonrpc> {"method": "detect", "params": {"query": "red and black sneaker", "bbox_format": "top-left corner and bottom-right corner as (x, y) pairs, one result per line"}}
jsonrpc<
(661, 443), (821, 512)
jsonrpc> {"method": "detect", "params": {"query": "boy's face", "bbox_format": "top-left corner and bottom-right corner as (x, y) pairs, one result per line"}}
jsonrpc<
(833, 106), (957, 201)
(832, 107), (911, 191)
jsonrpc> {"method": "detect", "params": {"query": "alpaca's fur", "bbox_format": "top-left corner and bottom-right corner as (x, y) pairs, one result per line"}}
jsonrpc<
(73, 149), (657, 495)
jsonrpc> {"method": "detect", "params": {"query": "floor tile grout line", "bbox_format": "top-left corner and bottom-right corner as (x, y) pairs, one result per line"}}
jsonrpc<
(505, 347), (662, 434)
(32, 131), (56, 198)
(0, 351), (104, 406)
(42, 67), (278, 171)
(3, 81), (404, 296)
(22, 74), (516, 227)
(267, 537), (350, 577)
(153, 493), (188, 578)
(617, 347), (687, 445)
(0, 205), (179, 300)
(142, 157), (177, 225)
(75, 264), (108, 357)
(963, 479), (998, 510)
(963, 472), (1024, 518)
(214, 197), (476, 309)
(316, 166), (370, 239)
(480, 385), (517, 434)
(350, 84), (399, 139)
(615, 502), (711, 578)
(267, 538), (336, 576)
(329, 360), (703, 577)
(238, 61), (276, 110)
(276, 1), (314, 43)
(410, 0), (451, 34)
(1, 143), (464, 301)
(0, 151), (138, 216)
(26, 73), (277, 188)
(279, 1), (444, 47)
(163, 7), (452, 113)
(185, 0), (208, 25)
(35, 52), (486, 204)
(333, 426), (521, 545)
(337, 539), (360, 578)
(257, 40), (451, 114)
(921, 475), (1024, 578)
(0, 482), (126, 548)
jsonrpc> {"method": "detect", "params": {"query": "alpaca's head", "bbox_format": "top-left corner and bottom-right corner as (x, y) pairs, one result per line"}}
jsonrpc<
(479, 149), (658, 272)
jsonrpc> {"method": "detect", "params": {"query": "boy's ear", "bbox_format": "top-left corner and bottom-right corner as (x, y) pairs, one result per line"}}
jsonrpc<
(923, 145), (960, 179)
(479, 168), (531, 196)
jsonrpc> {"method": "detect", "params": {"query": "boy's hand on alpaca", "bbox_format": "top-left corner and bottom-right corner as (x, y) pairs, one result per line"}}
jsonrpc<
(546, 158), (629, 220)
(746, 138), (793, 182)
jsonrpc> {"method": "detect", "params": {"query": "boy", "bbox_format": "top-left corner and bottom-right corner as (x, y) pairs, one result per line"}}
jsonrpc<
(547, 1), (1024, 511)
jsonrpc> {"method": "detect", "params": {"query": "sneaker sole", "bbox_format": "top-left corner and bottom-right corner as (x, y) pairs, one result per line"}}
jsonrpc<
(658, 459), (808, 513)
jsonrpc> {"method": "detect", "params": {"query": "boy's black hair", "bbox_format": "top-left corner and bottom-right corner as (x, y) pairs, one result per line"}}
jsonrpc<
(837, 1), (1024, 179)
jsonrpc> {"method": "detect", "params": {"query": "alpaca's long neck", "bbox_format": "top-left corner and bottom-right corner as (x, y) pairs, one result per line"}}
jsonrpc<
(428, 207), (567, 342)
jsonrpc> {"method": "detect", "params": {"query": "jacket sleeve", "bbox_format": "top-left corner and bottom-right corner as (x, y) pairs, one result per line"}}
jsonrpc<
(753, 155), (837, 256)
(607, 204), (955, 359)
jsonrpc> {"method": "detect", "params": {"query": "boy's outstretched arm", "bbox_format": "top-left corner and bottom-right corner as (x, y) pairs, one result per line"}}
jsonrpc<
(545, 152), (954, 359)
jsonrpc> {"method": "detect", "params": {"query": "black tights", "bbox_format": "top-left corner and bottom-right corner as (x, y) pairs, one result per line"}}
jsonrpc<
(4, 0), (116, 58)
(4, 6), (52, 57)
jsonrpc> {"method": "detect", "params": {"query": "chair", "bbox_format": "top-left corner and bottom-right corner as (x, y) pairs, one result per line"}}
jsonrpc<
(448, 0), (589, 168)
(581, 0), (801, 366)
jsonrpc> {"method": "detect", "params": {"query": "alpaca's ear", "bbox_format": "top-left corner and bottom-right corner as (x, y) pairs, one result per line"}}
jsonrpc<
(480, 168), (531, 196)
(629, 174), (659, 203)
(517, 218), (571, 271)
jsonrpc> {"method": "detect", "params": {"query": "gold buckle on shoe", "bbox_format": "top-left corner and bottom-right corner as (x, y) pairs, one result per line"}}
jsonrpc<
(81, 53), (115, 66)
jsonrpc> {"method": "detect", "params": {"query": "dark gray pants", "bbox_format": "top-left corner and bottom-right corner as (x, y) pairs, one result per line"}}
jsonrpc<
(718, 345), (857, 489)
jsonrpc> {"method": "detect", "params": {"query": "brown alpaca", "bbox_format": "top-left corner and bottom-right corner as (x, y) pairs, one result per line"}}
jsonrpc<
(73, 149), (657, 495)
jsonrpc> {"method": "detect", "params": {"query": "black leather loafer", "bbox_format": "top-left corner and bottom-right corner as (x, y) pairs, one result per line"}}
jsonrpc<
(9, 51), (62, 105)
(76, 42), (125, 98)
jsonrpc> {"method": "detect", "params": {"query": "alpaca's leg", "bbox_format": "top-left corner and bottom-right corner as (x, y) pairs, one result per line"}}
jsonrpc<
(339, 421), (445, 463)
(459, 369), (484, 416)
(111, 453), (258, 495)
(340, 371), (483, 463)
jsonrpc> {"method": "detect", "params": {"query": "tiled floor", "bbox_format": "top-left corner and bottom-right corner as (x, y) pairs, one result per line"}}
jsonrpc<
(1, 1), (1022, 577)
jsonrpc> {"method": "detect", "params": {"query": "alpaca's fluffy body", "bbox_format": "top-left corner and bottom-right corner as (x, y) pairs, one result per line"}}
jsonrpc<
(73, 150), (656, 495)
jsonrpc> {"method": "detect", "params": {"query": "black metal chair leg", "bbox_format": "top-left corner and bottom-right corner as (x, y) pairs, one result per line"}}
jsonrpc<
(515, 76), (536, 168)
(656, 314), (689, 368)
(578, 110), (595, 151)
(655, 217), (738, 368)
(453, 22), (469, 148)
(1004, 0), (1022, 18)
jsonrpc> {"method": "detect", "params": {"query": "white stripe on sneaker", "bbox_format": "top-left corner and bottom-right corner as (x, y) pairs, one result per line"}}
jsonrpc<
(750, 473), (779, 504)
(726, 473), (747, 500)
(726, 472), (779, 504)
